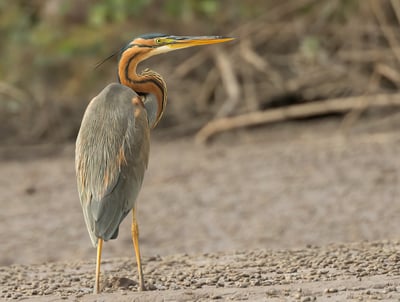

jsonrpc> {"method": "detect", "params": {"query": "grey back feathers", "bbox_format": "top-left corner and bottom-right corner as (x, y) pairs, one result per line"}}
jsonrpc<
(75, 83), (150, 247)
(143, 93), (159, 127)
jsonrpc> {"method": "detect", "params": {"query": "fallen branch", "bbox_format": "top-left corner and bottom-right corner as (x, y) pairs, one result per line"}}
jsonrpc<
(195, 93), (400, 144)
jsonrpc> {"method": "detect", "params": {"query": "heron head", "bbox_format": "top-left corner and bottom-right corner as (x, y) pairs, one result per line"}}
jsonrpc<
(123, 33), (234, 58)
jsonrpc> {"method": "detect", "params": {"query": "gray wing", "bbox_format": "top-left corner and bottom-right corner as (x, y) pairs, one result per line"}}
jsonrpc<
(75, 83), (150, 247)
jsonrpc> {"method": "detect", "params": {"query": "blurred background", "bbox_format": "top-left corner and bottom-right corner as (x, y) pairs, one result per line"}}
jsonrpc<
(0, 0), (399, 266)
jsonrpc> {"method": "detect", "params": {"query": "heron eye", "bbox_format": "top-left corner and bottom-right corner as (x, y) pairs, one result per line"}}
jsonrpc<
(155, 38), (162, 44)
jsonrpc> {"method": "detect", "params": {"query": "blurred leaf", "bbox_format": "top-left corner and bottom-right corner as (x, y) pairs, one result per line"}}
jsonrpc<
(300, 36), (320, 61)
(89, 3), (108, 26)
(199, 0), (219, 17)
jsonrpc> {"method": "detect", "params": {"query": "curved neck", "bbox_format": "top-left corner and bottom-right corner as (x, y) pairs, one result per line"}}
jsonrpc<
(118, 48), (167, 128)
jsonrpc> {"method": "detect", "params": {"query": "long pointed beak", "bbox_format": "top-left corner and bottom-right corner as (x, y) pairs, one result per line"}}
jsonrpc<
(167, 35), (234, 49)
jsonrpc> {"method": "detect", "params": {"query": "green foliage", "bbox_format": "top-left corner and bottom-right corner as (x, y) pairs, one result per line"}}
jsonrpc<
(165, 0), (219, 19)
(88, 0), (151, 26)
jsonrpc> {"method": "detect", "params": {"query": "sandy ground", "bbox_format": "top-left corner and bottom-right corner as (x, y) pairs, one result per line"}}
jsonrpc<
(0, 116), (400, 300)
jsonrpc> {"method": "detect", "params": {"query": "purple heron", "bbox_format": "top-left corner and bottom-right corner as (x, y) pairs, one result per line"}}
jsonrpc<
(75, 34), (233, 293)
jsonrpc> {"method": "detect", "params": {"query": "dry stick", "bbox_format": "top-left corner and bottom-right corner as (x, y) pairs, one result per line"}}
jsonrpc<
(239, 39), (284, 89)
(342, 2), (400, 132)
(195, 93), (400, 144)
(213, 48), (241, 118)
(225, 1), (318, 58)
(239, 39), (268, 73)
(238, 39), (266, 111)
(375, 63), (400, 87)
(340, 62), (400, 130)
(196, 67), (220, 112)
(175, 0), (315, 88)
(390, 0), (400, 25)
(370, 0), (400, 65)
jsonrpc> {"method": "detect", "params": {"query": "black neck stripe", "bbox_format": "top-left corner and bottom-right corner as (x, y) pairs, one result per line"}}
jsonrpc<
(122, 52), (165, 110)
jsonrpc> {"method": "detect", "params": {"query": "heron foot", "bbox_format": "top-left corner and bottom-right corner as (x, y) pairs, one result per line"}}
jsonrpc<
(139, 283), (147, 291)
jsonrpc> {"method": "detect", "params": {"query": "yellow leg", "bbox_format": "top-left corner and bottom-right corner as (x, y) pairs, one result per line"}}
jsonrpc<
(132, 207), (146, 291)
(94, 238), (103, 294)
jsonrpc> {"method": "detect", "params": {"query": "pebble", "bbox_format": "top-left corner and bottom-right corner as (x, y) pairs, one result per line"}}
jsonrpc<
(294, 292), (302, 299)
(211, 294), (222, 299)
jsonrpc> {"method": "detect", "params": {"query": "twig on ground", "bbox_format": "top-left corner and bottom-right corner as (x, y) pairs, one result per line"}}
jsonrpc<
(195, 93), (400, 144)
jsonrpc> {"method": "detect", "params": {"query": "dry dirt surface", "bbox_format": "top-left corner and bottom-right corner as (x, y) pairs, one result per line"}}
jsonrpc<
(0, 117), (400, 301)
(1, 241), (400, 301)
